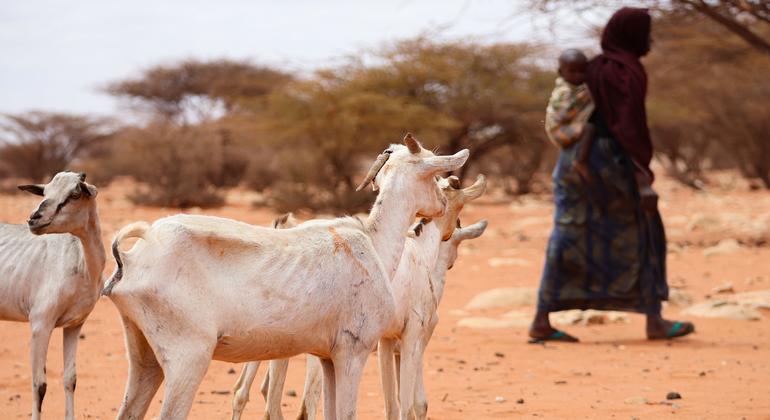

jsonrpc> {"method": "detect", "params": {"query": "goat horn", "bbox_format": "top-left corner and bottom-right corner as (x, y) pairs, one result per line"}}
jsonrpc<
(404, 133), (421, 154)
(355, 152), (391, 191)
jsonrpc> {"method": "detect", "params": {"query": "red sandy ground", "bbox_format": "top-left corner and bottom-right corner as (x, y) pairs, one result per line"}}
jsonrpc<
(0, 173), (768, 419)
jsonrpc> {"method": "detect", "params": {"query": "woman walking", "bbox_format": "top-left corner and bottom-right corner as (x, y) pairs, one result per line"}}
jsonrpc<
(529, 7), (695, 342)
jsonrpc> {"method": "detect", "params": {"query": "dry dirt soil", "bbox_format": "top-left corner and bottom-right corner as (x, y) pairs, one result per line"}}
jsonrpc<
(0, 173), (768, 419)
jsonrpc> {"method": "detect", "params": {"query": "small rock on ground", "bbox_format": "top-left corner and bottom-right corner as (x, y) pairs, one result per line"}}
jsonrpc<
(711, 282), (735, 294)
(624, 396), (647, 405)
(683, 300), (763, 321)
(465, 287), (536, 309)
(457, 317), (525, 329)
(703, 239), (741, 257)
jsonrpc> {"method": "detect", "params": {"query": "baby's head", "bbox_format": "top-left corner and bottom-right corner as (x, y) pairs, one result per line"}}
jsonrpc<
(558, 49), (588, 86)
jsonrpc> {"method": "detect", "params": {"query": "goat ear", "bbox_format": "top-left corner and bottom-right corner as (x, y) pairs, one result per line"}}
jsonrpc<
(18, 184), (45, 196)
(404, 133), (421, 154)
(454, 220), (488, 242)
(272, 212), (294, 229)
(447, 176), (461, 189)
(421, 149), (469, 175)
(79, 182), (97, 197)
(462, 174), (487, 201)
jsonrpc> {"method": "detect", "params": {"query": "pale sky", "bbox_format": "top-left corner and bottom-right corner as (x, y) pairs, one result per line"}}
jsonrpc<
(0, 1), (613, 117)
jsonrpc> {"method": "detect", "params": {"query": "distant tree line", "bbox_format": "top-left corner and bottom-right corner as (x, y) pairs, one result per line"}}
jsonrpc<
(1, 7), (768, 210)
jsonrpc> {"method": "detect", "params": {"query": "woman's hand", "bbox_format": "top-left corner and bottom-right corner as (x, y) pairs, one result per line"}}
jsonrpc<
(638, 184), (658, 213)
(632, 161), (658, 213)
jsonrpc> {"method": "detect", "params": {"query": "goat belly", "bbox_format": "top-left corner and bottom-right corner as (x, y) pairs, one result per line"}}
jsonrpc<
(211, 329), (328, 363)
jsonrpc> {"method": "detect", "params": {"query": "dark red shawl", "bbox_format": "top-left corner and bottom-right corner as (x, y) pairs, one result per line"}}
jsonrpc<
(586, 8), (654, 177)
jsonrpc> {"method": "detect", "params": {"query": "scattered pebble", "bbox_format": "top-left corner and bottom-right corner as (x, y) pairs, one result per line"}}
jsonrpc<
(78, 334), (86, 340)
(624, 396), (647, 405)
(286, 389), (297, 397)
(516, 398), (525, 404)
(227, 368), (236, 374)
(711, 282), (735, 294)
(495, 396), (506, 403)
(210, 390), (230, 395)
(495, 352), (505, 358)
(666, 392), (682, 400)
(703, 239), (741, 257)
(554, 380), (567, 385)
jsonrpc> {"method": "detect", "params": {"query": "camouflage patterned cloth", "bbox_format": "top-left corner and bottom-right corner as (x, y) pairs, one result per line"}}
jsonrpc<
(545, 77), (595, 148)
(537, 113), (668, 314)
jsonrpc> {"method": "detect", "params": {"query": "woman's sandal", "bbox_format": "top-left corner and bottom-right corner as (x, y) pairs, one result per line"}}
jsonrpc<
(528, 330), (580, 344)
(647, 321), (695, 340)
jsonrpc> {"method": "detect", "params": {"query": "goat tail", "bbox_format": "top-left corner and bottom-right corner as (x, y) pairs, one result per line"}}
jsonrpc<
(101, 221), (150, 296)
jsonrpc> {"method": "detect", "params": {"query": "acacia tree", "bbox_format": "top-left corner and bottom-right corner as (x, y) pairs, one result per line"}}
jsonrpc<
(103, 59), (293, 206)
(105, 59), (292, 124)
(530, 0), (770, 56)
(345, 37), (553, 192)
(645, 12), (770, 188)
(0, 112), (114, 181)
(257, 74), (455, 212)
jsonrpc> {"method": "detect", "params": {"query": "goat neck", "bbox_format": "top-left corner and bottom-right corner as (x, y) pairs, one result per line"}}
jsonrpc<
(364, 179), (420, 281)
(70, 202), (106, 293)
(432, 241), (454, 303)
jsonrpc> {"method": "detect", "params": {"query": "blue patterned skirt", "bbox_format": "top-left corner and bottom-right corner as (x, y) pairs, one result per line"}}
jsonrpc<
(537, 123), (668, 314)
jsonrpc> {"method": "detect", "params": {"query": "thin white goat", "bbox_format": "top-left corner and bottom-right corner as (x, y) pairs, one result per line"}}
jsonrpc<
(230, 212), (322, 420)
(233, 175), (486, 420)
(382, 218), (489, 420)
(257, 217), (489, 420)
(377, 175), (486, 420)
(103, 134), (469, 420)
(0, 172), (105, 420)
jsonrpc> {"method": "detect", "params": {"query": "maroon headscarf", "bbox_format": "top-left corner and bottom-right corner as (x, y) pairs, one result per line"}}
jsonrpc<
(586, 8), (654, 177)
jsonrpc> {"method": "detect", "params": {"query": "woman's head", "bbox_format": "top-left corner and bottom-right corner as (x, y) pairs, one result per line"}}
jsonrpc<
(601, 7), (652, 57)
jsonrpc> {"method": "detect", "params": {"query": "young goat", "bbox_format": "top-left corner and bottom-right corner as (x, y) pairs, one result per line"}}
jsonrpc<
(383, 218), (488, 420)
(232, 176), (486, 420)
(378, 175), (486, 420)
(103, 134), (469, 420)
(0, 172), (105, 420)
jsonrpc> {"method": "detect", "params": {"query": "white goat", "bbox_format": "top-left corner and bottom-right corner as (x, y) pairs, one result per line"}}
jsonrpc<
(0, 172), (105, 420)
(230, 212), (323, 420)
(103, 134), (469, 420)
(232, 175), (487, 420)
(251, 217), (489, 420)
(380, 218), (488, 420)
(377, 175), (486, 420)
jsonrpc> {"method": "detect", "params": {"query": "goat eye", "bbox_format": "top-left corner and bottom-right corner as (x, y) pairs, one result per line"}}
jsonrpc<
(70, 192), (81, 200)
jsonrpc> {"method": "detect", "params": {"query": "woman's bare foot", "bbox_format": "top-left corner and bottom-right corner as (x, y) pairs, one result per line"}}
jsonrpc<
(529, 310), (579, 343)
(646, 314), (695, 340)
